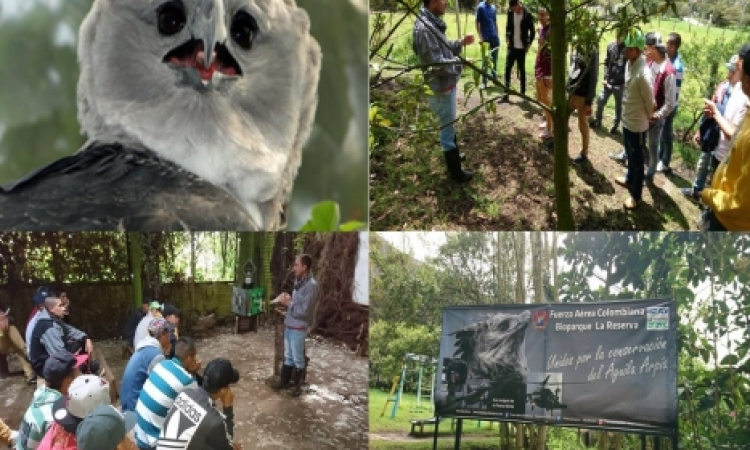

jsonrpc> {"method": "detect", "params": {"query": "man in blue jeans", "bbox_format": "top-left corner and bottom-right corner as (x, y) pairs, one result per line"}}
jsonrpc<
(271, 254), (319, 397)
(413, 0), (475, 182)
(475, 0), (499, 89)
(657, 32), (685, 174)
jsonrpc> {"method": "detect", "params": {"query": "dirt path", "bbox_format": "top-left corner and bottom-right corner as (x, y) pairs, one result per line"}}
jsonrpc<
(0, 325), (368, 450)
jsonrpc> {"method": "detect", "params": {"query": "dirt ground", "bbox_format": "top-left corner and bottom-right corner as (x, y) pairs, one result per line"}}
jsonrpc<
(0, 325), (368, 449)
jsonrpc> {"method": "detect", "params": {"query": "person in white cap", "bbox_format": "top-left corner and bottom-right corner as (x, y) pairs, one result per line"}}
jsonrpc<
(76, 405), (137, 450)
(133, 302), (163, 348)
(36, 374), (111, 449)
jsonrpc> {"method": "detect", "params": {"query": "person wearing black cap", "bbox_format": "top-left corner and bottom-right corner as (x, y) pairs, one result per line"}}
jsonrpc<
(157, 358), (241, 450)
(25, 286), (54, 355)
(161, 303), (181, 360)
(16, 352), (88, 450)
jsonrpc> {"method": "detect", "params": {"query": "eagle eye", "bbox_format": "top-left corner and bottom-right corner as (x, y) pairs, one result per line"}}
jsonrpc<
(498, 320), (510, 332)
(158, 2), (186, 36)
(231, 11), (259, 50)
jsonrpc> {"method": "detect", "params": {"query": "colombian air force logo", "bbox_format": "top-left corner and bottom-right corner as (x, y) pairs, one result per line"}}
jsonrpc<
(533, 310), (548, 330)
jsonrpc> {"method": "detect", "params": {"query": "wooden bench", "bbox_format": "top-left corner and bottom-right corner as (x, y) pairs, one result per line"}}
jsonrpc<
(410, 417), (439, 435)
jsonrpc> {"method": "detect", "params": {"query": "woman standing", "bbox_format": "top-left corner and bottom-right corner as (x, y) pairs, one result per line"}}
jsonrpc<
(535, 7), (553, 139)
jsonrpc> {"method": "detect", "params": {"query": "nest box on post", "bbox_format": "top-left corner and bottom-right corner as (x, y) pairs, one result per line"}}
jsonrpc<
(233, 260), (265, 334)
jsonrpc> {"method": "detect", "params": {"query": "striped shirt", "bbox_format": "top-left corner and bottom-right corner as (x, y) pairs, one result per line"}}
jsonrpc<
(134, 358), (196, 450)
(16, 386), (62, 450)
(670, 53), (684, 102)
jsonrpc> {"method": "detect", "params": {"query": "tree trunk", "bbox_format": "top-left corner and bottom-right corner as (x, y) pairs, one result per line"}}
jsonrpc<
(190, 232), (197, 280)
(550, 1), (573, 230)
(127, 232), (144, 307)
(514, 233), (527, 305)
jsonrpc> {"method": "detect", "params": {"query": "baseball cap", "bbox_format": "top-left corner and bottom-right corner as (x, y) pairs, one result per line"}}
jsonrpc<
(77, 405), (136, 450)
(738, 43), (750, 60)
(43, 352), (90, 385)
(52, 375), (111, 433)
(726, 54), (739, 71)
(149, 301), (162, 309)
(162, 303), (181, 318)
(148, 317), (173, 336)
(33, 286), (53, 305)
(202, 359), (240, 393)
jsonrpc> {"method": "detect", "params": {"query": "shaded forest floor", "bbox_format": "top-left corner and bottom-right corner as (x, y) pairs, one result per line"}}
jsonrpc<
(370, 81), (704, 231)
(0, 325), (368, 450)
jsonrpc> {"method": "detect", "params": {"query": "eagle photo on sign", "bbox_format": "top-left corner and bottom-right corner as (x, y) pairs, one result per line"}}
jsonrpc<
(0, 0), (321, 231)
(443, 310), (531, 414)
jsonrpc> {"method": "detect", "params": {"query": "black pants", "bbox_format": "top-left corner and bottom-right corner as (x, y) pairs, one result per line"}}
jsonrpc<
(505, 47), (527, 95)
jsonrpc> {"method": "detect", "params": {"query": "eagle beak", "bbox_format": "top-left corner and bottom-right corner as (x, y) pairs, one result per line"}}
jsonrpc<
(193, 0), (225, 71)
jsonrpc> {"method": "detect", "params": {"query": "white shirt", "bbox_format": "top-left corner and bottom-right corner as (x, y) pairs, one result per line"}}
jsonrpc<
(715, 81), (749, 161)
(133, 311), (155, 348)
(650, 59), (677, 120)
(513, 12), (523, 49)
(622, 55), (654, 133)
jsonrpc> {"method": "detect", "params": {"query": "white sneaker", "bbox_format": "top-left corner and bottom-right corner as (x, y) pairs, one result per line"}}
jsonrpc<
(539, 130), (552, 139)
(656, 161), (668, 172)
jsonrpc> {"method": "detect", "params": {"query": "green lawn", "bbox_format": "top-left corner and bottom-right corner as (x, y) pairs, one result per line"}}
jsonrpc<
(369, 389), (592, 449)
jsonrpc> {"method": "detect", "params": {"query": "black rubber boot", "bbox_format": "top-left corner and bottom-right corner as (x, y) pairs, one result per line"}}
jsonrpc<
(443, 148), (473, 183)
(290, 368), (305, 397)
(453, 136), (466, 161)
(271, 364), (294, 390)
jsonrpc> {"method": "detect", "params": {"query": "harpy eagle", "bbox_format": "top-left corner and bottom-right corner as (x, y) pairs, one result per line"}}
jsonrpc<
(0, 0), (321, 231)
(443, 310), (531, 413)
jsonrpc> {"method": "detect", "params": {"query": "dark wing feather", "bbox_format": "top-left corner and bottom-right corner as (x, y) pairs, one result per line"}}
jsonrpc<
(0, 143), (263, 231)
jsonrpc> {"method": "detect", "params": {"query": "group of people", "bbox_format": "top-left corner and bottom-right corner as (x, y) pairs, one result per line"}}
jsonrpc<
(0, 253), (321, 449)
(412, 0), (750, 230)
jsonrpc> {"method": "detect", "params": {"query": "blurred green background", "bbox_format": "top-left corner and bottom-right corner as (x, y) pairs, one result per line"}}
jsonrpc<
(0, 0), (368, 230)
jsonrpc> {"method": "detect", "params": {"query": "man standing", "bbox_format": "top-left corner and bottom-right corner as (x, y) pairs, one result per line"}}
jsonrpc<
(568, 37), (599, 165)
(270, 254), (319, 397)
(591, 32), (626, 134)
(134, 337), (201, 450)
(0, 309), (36, 384)
(614, 30), (654, 209)
(699, 43), (750, 230)
(412, 0), (475, 182)
(157, 359), (242, 450)
(644, 32), (677, 183)
(475, 0), (499, 89)
(658, 32), (685, 174)
(534, 7), (552, 139)
(162, 303), (181, 360)
(502, 0), (535, 101)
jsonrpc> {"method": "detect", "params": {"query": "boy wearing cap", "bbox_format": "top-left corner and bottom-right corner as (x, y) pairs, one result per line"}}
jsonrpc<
(26, 287), (54, 356)
(133, 302), (163, 348)
(16, 352), (88, 450)
(77, 405), (137, 450)
(36, 374), (111, 450)
(29, 297), (96, 378)
(271, 254), (319, 397)
(120, 318), (174, 412)
(134, 337), (201, 450)
(614, 30), (655, 209)
(0, 308), (36, 384)
(157, 358), (241, 450)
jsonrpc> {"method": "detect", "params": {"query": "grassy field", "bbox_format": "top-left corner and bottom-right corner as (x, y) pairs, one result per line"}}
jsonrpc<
(369, 388), (597, 449)
(369, 12), (745, 230)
